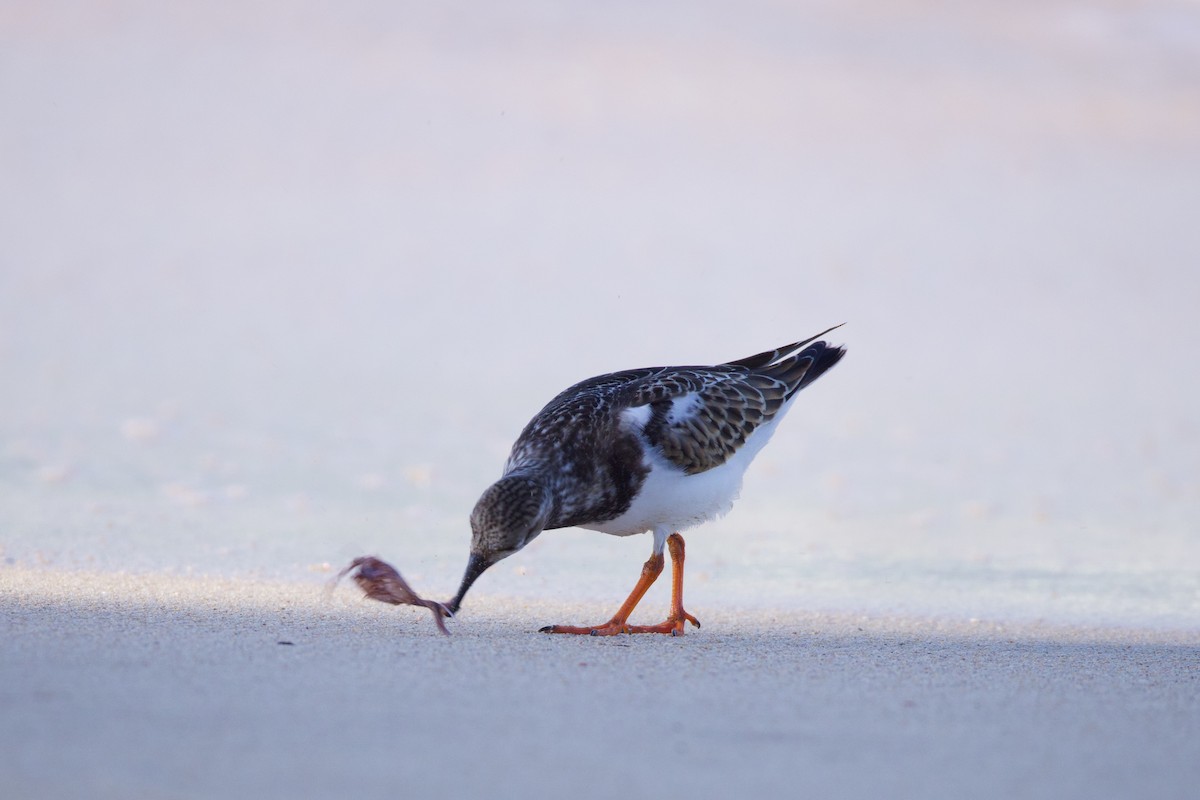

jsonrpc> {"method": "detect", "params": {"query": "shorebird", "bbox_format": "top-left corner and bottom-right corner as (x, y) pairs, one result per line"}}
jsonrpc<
(445, 326), (846, 635)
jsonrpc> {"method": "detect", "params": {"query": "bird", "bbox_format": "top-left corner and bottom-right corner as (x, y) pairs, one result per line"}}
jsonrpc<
(444, 325), (846, 635)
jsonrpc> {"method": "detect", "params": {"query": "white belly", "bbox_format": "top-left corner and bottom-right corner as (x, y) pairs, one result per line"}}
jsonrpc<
(579, 410), (787, 537)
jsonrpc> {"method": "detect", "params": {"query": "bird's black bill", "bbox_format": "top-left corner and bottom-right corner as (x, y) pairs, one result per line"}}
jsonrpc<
(446, 552), (489, 615)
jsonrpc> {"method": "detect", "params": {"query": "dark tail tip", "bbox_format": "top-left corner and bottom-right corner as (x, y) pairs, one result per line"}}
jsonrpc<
(771, 338), (846, 399)
(725, 324), (846, 370)
(796, 341), (846, 390)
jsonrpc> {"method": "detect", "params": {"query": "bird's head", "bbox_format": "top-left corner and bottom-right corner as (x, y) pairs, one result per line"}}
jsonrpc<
(446, 473), (551, 614)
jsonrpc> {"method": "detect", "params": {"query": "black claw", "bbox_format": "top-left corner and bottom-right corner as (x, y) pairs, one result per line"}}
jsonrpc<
(589, 629), (599, 636)
(693, 619), (701, 628)
(539, 626), (554, 633)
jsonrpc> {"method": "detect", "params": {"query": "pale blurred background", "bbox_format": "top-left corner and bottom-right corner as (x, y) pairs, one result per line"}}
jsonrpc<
(2, 1), (1198, 626)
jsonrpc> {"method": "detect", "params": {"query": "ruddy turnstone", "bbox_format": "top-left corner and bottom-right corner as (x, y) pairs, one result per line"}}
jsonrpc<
(445, 325), (846, 635)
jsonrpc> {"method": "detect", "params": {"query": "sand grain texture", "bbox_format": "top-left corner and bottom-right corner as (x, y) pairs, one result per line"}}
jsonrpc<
(2, 567), (1197, 800)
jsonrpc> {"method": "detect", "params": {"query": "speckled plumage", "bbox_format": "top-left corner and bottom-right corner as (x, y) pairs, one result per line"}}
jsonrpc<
(504, 326), (845, 531)
(447, 326), (847, 624)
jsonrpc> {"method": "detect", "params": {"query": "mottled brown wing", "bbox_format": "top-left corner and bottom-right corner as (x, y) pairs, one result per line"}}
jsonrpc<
(630, 369), (792, 475)
(539, 367), (662, 411)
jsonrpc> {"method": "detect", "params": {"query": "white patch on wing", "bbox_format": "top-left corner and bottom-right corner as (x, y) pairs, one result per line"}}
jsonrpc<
(619, 404), (652, 431)
(580, 394), (801, 537)
(666, 392), (703, 425)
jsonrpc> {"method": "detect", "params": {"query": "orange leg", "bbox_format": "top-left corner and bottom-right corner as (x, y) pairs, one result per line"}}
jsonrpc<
(627, 533), (700, 636)
(540, 533), (700, 636)
(540, 550), (664, 636)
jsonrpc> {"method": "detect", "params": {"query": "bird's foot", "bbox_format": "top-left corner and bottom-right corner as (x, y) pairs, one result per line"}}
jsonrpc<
(539, 610), (700, 637)
(627, 609), (701, 637)
(539, 621), (631, 636)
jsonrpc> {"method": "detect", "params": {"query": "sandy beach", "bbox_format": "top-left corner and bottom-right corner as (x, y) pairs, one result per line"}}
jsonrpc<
(3, 1), (1199, 797)
(3, 566), (1197, 800)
